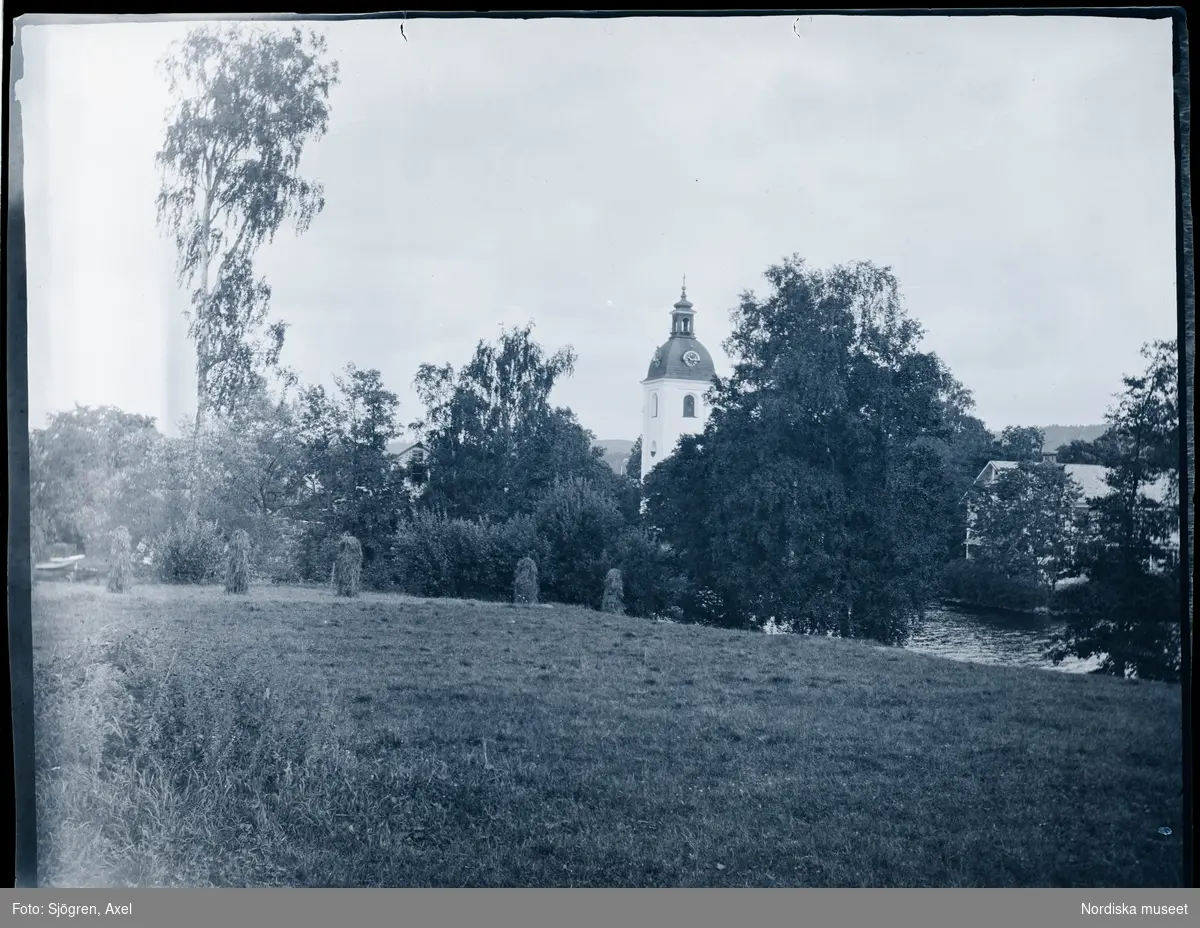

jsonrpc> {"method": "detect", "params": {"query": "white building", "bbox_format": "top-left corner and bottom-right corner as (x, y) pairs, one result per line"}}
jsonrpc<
(640, 282), (717, 479)
(964, 457), (1178, 560)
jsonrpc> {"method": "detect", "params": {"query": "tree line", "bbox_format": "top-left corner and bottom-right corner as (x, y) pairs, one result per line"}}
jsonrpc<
(28, 23), (1182, 681)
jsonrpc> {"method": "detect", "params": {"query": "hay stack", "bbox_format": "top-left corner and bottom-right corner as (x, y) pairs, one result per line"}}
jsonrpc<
(224, 529), (252, 594)
(107, 526), (133, 593)
(601, 568), (625, 614)
(334, 534), (363, 598)
(513, 556), (539, 605)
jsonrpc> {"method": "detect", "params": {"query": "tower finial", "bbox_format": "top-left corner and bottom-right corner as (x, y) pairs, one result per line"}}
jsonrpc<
(681, 274), (687, 299)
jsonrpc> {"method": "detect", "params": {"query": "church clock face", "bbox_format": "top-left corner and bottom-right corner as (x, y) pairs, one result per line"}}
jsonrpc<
(682, 350), (701, 368)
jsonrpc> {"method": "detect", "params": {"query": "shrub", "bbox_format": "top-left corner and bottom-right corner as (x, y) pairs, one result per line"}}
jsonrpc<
(333, 534), (363, 597)
(534, 477), (624, 606)
(385, 512), (547, 601)
(514, 557), (539, 605)
(155, 514), (223, 584)
(252, 516), (304, 584)
(613, 526), (688, 618)
(601, 568), (624, 614)
(940, 559), (1049, 612)
(224, 529), (251, 594)
(106, 526), (133, 593)
(296, 525), (341, 584)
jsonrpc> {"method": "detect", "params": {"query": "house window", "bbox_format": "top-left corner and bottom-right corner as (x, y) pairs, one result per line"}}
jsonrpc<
(650, 441), (657, 458)
(683, 394), (696, 418)
(651, 393), (658, 418)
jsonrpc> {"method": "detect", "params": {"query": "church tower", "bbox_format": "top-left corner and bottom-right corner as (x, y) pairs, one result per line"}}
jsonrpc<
(640, 279), (716, 480)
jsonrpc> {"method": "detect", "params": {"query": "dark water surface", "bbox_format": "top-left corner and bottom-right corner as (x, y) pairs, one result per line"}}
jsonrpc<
(903, 604), (1101, 674)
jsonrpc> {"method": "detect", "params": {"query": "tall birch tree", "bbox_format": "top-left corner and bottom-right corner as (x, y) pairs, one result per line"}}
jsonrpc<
(155, 24), (339, 428)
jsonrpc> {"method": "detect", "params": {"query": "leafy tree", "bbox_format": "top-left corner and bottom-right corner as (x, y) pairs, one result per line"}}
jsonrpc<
(1056, 431), (1122, 466)
(625, 437), (643, 481)
(996, 426), (1045, 462)
(155, 24), (339, 427)
(646, 257), (968, 642)
(534, 476), (625, 607)
(411, 324), (612, 520)
(294, 365), (406, 563)
(164, 385), (304, 536)
(933, 410), (1001, 559)
(642, 432), (713, 564)
(29, 406), (165, 551)
(612, 525), (688, 619)
(1052, 340), (1181, 680)
(966, 461), (1084, 602)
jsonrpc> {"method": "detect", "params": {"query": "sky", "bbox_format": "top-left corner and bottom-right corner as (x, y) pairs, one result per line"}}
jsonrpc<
(16, 14), (1179, 443)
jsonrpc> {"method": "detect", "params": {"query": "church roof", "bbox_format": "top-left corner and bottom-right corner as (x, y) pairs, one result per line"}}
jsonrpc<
(644, 280), (716, 383)
(644, 335), (716, 383)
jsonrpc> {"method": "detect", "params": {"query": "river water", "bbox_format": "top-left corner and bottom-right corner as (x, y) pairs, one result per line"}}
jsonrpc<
(902, 603), (1102, 674)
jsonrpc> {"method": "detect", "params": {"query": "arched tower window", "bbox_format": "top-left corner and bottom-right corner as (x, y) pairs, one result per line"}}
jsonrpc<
(649, 441), (657, 458)
(651, 393), (659, 418)
(683, 394), (696, 418)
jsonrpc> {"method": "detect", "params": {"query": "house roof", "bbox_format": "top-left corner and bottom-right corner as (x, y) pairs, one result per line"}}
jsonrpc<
(971, 460), (1172, 503)
(389, 441), (425, 460)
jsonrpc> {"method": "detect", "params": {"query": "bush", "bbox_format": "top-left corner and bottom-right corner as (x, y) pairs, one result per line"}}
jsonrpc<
(296, 524), (341, 584)
(514, 557), (539, 605)
(534, 477), (624, 607)
(155, 514), (223, 585)
(613, 527), (688, 619)
(252, 516), (304, 584)
(224, 529), (251, 594)
(107, 526), (133, 594)
(940, 559), (1049, 612)
(334, 534), (363, 597)
(383, 512), (546, 601)
(601, 568), (624, 614)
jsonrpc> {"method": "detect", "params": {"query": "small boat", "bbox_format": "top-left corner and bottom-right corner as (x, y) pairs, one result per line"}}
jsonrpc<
(34, 554), (87, 580)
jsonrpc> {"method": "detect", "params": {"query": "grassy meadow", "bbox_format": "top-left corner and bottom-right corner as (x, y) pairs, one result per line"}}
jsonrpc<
(31, 582), (1184, 888)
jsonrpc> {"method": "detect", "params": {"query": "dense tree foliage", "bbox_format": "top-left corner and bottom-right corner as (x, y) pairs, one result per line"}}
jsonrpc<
(995, 426), (1046, 462)
(966, 461), (1084, 601)
(625, 437), (643, 481)
(645, 257), (974, 642)
(1052, 340), (1182, 680)
(293, 365), (407, 568)
(410, 324), (619, 521)
(29, 406), (163, 552)
(1056, 432), (1122, 466)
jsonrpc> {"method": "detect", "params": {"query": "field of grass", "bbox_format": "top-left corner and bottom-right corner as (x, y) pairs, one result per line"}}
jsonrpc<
(30, 582), (1184, 888)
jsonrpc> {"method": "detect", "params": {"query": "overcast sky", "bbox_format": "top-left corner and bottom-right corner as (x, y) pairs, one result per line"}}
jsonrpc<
(17, 14), (1178, 443)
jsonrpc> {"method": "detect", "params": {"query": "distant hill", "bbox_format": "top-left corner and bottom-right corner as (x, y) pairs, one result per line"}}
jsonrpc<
(592, 439), (635, 475)
(1033, 425), (1108, 451)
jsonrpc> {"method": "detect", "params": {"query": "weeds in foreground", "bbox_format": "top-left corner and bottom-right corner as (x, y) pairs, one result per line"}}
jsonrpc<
(35, 627), (423, 887)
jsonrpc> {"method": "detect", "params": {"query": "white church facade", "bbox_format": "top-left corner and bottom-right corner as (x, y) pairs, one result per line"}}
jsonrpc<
(640, 282), (717, 479)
